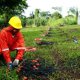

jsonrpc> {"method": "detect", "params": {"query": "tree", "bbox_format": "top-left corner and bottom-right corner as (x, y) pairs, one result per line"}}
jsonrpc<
(68, 7), (78, 24)
(68, 7), (77, 15)
(20, 15), (27, 27)
(30, 12), (34, 19)
(51, 11), (62, 19)
(0, 0), (28, 27)
(34, 9), (40, 26)
(34, 9), (40, 18)
(40, 11), (51, 18)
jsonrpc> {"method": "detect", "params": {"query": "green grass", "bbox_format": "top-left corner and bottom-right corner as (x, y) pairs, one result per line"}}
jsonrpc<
(0, 25), (80, 79)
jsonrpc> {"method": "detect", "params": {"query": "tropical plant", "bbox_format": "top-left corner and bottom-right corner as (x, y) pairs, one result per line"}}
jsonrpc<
(51, 11), (62, 19)
(0, 0), (28, 27)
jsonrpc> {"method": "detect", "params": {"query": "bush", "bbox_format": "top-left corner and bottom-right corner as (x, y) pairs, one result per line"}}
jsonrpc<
(64, 15), (76, 25)
(34, 18), (41, 27)
(26, 18), (34, 26)
(51, 11), (62, 19)
(48, 18), (64, 27)
(0, 19), (6, 29)
(40, 17), (48, 26)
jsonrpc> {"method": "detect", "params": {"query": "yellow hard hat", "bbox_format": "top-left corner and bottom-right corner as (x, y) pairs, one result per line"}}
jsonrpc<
(9, 16), (22, 29)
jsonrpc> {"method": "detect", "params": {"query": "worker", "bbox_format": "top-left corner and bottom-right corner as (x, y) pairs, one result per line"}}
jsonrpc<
(0, 16), (26, 69)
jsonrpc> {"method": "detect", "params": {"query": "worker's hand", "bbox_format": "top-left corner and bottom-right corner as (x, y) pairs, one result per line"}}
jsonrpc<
(7, 62), (13, 70)
(13, 59), (19, 67)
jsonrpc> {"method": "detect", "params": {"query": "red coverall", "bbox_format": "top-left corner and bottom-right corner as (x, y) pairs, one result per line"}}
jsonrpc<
(0, 26), (25, 63)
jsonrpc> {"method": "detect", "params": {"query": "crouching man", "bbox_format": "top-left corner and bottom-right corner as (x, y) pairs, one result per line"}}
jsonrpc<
(0, 16), (25, 69)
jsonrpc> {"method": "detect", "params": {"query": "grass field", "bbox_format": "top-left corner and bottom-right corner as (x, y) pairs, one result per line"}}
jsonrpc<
(0, 25), (80, 80)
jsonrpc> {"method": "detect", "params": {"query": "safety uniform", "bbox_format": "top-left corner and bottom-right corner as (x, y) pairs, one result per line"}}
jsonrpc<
(0, 26), (25, 63)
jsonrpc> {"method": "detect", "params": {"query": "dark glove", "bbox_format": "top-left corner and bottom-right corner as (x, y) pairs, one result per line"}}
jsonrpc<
(7, 62), (13, 70)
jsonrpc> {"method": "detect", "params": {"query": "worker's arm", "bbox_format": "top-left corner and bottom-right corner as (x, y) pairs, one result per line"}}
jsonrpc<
(0, 31), (12, 69)
(0, 31), (12, 63)
(2, 50), (11, 63)
(13, 32), (25, 66)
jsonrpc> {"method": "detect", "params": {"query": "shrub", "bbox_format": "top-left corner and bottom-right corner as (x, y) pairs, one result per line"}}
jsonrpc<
(48, 18), (64, 27)
(26, 18), (34, 26)
(51, 11), (62, 19)
(64, 15), (76, 25)
(40, 17), (48, 26)
(0, 19), (6, 29)
(34, 18), (41, 27)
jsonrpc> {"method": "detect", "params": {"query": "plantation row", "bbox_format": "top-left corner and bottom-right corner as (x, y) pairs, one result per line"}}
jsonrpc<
(0, 25), (80, 80)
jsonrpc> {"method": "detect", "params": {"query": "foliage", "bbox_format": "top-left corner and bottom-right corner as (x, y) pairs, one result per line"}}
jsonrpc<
(64, 15), (76, 25)
(26, 18), (34, 26)
(17, 58), (55, 80)
(68, 7), (78, 15)
(0, 25), (80, 79)
(26, 8), (78, 27)
(40, 17), (48, 26)
(20, 15), (27, 27)
(0, 18), (6, 28)
(40, 11), (51, 18)
(34, 17), (48, 27)
(30, 12), (35, 19)
(68, 7), (78, 24)
(51, 11), (62, 19)
(0, 0), (28, 27)
(0, 0), (28, 15)
(53, 18), (64, 26)
(34, 9), (40, 18)
(34, 18), (41, 27)
(15, 25), (80, 79)
(48, 14), (77, 27)
(48, 18), (64, 27)
(47, 12), (63, 27)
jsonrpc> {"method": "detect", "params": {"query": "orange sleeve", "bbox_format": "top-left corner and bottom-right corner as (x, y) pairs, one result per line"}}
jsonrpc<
(0, 30), (11, 63)
(2, 50), (11, 63)
(13, 32), (25, 60)
(15, 49), (25, 60)
(0, 30), (9, 51)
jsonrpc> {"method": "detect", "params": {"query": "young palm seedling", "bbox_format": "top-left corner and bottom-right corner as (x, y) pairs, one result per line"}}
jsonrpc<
(16, 58), (56, 80)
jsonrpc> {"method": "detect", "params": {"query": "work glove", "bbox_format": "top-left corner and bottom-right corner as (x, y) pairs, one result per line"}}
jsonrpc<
(13, 59), (19, 67)
(7, 62), (13, 70)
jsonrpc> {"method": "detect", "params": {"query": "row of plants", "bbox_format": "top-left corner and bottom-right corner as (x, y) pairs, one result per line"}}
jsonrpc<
(0, 25), (80, 79)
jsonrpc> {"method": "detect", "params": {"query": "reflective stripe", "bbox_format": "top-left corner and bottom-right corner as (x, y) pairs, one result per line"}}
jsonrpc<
(15, 47), (26, 50)
(2, 48), (9, 51)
